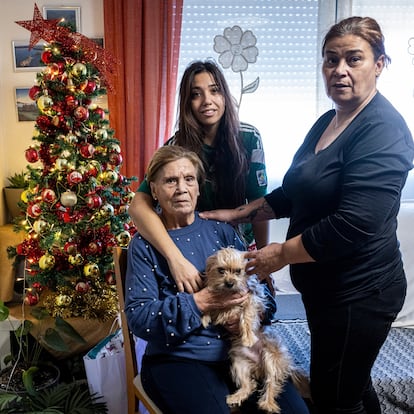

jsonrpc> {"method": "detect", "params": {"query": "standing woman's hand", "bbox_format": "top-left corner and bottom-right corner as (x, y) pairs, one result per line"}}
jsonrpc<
(245, 243), (288, 278)
(245, 235), (314, 279)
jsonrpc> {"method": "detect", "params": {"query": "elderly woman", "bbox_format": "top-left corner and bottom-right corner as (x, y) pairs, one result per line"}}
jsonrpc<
(124, 145), (309, 414)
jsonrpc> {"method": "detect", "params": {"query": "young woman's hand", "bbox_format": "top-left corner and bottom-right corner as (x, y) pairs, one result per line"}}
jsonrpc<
(168, 255), (204, 293)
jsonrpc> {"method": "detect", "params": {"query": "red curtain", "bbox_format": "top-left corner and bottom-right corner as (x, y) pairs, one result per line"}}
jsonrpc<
(103, 0), (183, 182)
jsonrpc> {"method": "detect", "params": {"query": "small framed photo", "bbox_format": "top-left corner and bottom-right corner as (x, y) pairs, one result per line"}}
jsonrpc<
(12, 41), (46, 71)
(43, 6), (81, 33)
(15, 88), (39, 122)
(91, 37), (104, 48)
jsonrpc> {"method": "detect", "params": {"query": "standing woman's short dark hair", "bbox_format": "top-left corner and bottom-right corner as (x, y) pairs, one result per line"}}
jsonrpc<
(322, 16), (391, 65)
(174, 60), (248, 208)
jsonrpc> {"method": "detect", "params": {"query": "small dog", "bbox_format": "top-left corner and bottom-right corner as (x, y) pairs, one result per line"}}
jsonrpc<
(201, 247), (309, 414)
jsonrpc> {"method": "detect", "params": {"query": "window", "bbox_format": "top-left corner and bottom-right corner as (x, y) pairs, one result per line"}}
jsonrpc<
(177, 0), (414, 196)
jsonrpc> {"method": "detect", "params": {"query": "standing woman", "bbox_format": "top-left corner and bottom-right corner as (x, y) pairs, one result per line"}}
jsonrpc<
(128, 60), (269, 293)
(201, 17), (414, 413)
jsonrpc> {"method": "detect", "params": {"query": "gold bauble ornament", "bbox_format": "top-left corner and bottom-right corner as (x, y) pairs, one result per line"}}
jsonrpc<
(116, 231), (132, 247)
(33, 219), (48, 234)
(37, 95), (54, 113)
(72, 62), (87, 77)
(84, 263), (100, 277)
(39, 253), (56, 270)
(68, 253), (84, 266)
(55, 294), (72, 307)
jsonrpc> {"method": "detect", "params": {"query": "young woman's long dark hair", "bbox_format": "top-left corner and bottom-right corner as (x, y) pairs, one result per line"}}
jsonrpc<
(173, 60), (248, 208)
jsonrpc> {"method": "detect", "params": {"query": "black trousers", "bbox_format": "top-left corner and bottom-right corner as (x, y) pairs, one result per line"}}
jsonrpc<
(304, 275), (406, 414)
(141, 355), (310, 414)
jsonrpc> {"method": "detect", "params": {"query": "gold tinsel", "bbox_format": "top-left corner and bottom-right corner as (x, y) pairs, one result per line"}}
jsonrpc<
(43, 285), (119, 321)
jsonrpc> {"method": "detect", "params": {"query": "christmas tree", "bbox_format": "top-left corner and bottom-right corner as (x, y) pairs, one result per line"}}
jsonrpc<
(8, 4), (137, 320)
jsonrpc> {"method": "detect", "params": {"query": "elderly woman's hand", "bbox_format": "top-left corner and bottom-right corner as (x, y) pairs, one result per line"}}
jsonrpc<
(193, 287), (248, 315)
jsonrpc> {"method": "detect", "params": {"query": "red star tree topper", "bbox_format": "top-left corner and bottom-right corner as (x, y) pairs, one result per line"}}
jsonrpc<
(9, 4), (137, 320)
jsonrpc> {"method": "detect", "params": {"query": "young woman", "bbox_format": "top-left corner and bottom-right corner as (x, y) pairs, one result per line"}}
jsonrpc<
(128, 60), (269, 293)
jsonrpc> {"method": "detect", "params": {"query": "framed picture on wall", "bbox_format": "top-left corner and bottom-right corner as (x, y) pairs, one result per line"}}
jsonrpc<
(43, 6), (81, 33)
(12, 41), (46, 71)
(15, 88), (39, 122)
(91, 37), (104, 47)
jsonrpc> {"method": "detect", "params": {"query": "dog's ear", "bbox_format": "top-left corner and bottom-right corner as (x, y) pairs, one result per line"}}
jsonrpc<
(205, 252), (217, 274)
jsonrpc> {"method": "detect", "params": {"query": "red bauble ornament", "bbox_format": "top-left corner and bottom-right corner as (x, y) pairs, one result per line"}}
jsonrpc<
(75, 281), (90, 293)
(16, 243), (26, 256)
(109, 152), (123, 166)
(64, 241), (78, 255)
(67, 170), (83, 185)
(73, 106), (89, 121)
(29, 85), (41, 100)
(65, 95), (78, 109)
(41, 50), (53, 64)
(31, 282), (44, 293)
(41, 188), (57, 203)
(27, 203), (42, 218)
(86, 194), (102, 209)
(25, 147), (39, 163)
(87, 240), (102, 255)
(83, 79), (97, 94)
(94, 107), (105, 119)
(24, 291), (39, 306)
(79, 143), (95, 158)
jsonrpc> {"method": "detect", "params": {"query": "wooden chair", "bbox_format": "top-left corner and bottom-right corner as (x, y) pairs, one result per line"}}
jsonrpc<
(113, 247), (163, 414)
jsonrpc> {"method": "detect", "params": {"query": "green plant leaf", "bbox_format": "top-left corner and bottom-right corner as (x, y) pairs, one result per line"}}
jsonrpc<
(30, 307), (51, 321)
(0, 391), (23, 410)
(15, 319), (34, 336)
(23, 366), (39, 396)
(0, 301), (9, 321)
(55, 317), (87, 344)
(43, 329), (70, 352)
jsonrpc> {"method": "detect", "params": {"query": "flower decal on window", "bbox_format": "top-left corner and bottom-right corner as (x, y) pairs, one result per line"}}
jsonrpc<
(409, 37), (414, 65)
(213, 25), (260, 110)
(214, 25), (258, 72)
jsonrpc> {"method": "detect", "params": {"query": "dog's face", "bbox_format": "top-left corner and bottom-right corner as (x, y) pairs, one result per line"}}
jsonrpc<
(204, 248), (247, 292)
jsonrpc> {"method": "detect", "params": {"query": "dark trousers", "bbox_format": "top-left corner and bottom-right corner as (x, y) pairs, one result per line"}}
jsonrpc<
(304, 275), (406, 414)
(141, 355), (310, 414)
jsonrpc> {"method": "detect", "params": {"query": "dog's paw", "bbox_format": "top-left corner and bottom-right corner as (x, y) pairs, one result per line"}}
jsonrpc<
(200, 314), (211, 328)
(226, 392), (248, 407)
(257, 399), (281, 414)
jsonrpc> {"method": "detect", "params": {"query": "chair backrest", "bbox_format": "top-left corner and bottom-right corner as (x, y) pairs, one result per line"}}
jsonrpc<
(113, 247), (162, 414)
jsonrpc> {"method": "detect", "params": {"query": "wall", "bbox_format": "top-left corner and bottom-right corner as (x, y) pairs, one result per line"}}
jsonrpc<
(0, 0), (103, 225)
